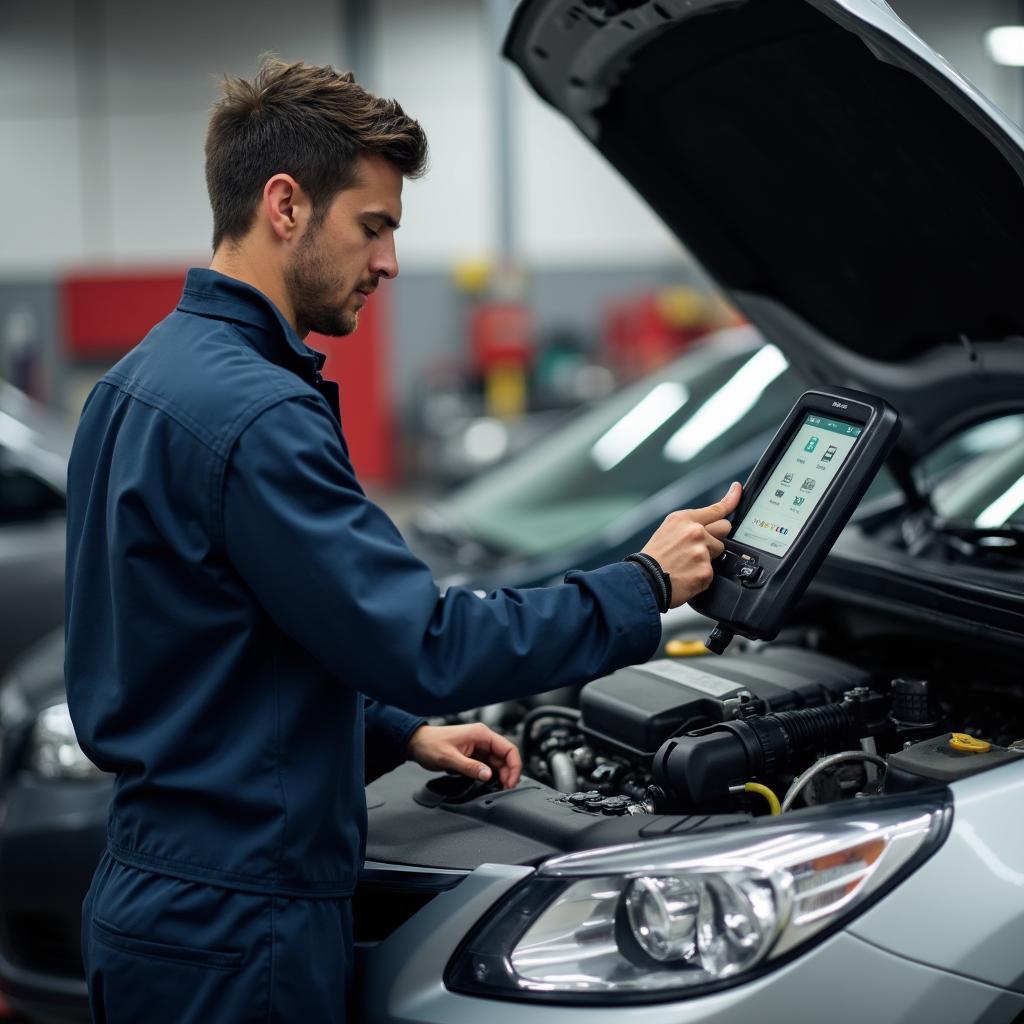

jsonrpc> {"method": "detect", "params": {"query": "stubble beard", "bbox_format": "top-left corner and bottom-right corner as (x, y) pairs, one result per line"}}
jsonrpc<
(284, 226), (358, 338)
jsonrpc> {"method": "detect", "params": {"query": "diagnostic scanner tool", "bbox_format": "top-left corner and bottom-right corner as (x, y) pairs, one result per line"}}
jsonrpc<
(690, 386), (900, 653)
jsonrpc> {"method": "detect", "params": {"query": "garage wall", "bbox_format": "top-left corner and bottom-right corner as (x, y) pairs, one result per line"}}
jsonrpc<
(0, 3), (86, 273)
(0, 0), (678, 273)
(367, 0), (498, 268)
(2, 0), (1020, 275)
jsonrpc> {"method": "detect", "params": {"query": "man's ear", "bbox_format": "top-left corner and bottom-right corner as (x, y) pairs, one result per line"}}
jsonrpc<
(263, 174), (309, 243)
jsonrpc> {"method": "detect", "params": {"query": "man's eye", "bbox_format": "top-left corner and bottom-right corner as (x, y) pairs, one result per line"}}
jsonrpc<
(363, 225), (379, 240)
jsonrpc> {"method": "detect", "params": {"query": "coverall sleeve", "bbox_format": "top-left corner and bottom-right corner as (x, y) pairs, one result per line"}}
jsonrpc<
(362, 697), (426, 783)
(222, 394), (661, 716)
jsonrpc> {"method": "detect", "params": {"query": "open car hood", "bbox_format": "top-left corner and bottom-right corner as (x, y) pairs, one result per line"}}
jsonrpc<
(505, 0), (1024, 459)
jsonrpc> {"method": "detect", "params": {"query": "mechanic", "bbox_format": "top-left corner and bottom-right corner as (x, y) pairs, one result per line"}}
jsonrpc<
(64, 58), (740, 1023)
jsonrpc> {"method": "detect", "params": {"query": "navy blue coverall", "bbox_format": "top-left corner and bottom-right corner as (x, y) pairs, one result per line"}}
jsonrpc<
(64, 268), (662, 1022)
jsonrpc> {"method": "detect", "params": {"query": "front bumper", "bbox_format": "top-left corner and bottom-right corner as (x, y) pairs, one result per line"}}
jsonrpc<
(358, 872), (1024, 1024)
(356, 876), (1024, 1024)
(355, 767), (1024, 1024)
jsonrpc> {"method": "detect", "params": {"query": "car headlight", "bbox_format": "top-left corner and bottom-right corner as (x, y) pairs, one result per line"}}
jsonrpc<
(447, 794), (949, 1003)
(26, 702), (105, 780)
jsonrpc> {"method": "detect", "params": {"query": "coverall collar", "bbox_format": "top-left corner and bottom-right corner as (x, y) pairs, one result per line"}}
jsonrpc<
(178, 268), (327, 380)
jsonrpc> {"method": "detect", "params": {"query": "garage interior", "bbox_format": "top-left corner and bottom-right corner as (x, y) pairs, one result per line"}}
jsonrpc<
(3, 1), (1024, 1022)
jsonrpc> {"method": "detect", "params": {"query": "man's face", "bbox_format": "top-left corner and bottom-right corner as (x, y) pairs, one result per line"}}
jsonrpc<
(284, 154), (402, 338)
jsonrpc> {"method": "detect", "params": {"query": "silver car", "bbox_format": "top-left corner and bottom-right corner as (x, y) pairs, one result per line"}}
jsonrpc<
(355, 1), (1024, 1021)
(0, 382), (68, 676)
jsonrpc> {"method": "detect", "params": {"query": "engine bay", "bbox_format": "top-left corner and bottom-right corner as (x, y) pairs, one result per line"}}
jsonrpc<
(364, 618), (1024, 885)
(517, 634), (1024, 821)
(358, 617), (1024, 947)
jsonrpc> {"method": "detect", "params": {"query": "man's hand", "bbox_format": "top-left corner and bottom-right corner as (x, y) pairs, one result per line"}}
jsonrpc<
(406, 723), (522, 789)
(641, 482), (742, 607)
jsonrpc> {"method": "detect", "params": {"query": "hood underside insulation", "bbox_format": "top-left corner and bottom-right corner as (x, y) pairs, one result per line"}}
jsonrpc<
(581, 0), (1024, 360)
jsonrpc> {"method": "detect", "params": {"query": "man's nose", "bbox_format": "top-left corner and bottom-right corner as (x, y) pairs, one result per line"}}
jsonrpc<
(370, 238), (398, 280)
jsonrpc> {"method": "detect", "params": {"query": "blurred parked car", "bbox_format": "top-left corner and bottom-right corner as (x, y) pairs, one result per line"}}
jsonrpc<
(409, 325), (801, 588)
(0, 383), (69, 681)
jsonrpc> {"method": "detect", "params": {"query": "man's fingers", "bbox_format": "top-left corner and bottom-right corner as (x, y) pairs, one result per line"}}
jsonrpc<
(686, 482), (742, 526)
(446, 751), (493, 781)
(707, 535), (726, 560)
(411, 725), (522, 788)
(495, 761), (520, 790)
(496, 734), (523, 771)
(705, 518), (733, 541)
(476, 730), (522, 789)
(444, 725), (523, 788)
(499, 745), (522, 789)
(474, 728), (520, 766)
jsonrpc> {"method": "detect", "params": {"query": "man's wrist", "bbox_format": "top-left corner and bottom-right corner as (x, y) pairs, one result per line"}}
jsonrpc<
(623, 552), (671, 613)
(405, 722), (428, 752)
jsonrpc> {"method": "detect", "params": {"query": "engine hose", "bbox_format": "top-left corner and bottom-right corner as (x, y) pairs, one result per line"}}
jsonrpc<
(743, 781), (781, 816)
(521, 705), (581, 764)
(548, 750), (579, 793)
(771, 703), (854, 750)
(781, 751), (888, 812)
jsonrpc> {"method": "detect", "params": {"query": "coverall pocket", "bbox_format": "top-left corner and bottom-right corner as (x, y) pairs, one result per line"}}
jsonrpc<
(91, 916), (243, 970)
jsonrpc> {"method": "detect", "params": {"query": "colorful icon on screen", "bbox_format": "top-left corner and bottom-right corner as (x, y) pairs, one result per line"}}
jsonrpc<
(774, 489), (785, 498)
(804, 436), (820, 453)
(822, 445), (837, 463)
(801, 477), (816, 491)
(782, 472), (794, 485)
(792, 496), (806, 506)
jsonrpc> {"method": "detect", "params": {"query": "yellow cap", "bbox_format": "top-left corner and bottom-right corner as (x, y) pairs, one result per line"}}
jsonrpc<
(949, 732), (991, 753)
(665, 639), (710, 658)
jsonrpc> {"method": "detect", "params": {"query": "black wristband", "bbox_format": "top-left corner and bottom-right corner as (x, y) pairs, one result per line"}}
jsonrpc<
(624, 552), (671, 613)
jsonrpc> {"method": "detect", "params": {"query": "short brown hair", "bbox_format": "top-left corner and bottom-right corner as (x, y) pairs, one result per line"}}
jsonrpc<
(205, 57), (428, 250)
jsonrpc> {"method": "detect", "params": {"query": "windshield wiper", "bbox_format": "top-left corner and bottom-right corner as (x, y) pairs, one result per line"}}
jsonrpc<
(928, 517), (1024, 562)
(931, 518), (1024, 541)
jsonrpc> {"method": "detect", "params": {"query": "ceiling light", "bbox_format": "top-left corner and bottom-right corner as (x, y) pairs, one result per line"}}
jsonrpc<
(985, 26), (1024, 66)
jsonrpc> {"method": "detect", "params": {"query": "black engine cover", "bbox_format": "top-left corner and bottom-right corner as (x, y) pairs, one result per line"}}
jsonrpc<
(580, 646), (869, 759)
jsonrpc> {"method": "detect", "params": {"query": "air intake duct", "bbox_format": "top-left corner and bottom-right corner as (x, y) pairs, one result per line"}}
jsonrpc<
(652, 687), (888, 811)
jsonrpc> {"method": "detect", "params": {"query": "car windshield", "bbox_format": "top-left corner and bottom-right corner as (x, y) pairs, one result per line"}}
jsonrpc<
(923, 415), (1024, 529)
(438, 329), (803, 558)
